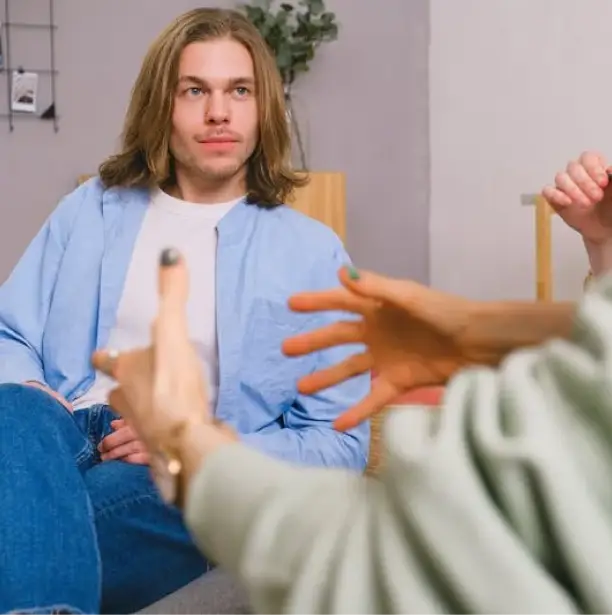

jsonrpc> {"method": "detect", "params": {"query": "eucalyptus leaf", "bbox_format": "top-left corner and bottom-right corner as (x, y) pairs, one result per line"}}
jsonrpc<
(277, 46), (293, 69)
(243, 5), (265, 23)
(309, 0), (324, 15)
(240, 0), (339, 86)
(293, 61), (309, 73)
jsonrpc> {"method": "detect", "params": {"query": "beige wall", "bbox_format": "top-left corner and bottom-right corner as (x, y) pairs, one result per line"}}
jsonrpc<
(0, 0), (430, 283)
(429, 0), (608, 301)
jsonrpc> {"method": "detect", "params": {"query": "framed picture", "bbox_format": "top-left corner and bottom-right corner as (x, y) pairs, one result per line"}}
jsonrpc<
(11, 70), (38, 113)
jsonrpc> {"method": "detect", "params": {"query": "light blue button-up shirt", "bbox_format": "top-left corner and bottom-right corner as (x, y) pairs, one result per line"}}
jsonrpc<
(0, 178), (370, 470)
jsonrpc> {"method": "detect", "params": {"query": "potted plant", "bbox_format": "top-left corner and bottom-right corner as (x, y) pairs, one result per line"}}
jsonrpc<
(239, 0), (339, 170)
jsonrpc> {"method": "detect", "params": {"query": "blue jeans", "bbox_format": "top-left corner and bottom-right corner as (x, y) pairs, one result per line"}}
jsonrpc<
(0, 383), (210, 614)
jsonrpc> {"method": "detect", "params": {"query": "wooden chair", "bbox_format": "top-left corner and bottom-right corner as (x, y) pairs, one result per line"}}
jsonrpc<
(535, 195), (594, 300)
(535, 195), (554, 301)
(287, 172), (346, 242)
(365, 385), (443, 476)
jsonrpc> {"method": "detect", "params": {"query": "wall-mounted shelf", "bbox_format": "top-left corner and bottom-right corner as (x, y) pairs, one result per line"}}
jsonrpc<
(0, 0), (59, 132)
(0, 111), (59, 121)
(3, 22), (57, 30)
(4, 68), (58, 76)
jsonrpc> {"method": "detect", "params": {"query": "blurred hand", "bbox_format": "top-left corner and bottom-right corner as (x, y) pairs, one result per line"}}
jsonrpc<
(25, 381), (73, 413)
(91, 249), (219, 457)
(542, 151), (612, 244)
(283, 267), (477, 431)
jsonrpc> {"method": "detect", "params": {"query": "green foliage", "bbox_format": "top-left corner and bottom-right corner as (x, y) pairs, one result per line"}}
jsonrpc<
(239, 0), (339, 86)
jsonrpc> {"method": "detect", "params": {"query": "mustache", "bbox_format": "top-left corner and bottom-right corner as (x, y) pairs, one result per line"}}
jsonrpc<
(195, 130), (242, 142)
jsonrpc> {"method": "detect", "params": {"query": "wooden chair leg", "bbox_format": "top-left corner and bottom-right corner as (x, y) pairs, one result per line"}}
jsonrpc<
(535, 196), (552, 301)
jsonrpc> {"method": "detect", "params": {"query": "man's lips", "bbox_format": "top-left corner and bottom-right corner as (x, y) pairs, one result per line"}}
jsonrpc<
(199, 137), (238, 153)
(200, 135), (239, 143)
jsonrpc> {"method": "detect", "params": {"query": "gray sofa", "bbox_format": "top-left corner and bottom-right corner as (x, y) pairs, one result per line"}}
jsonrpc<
(139, 568), (251, 614)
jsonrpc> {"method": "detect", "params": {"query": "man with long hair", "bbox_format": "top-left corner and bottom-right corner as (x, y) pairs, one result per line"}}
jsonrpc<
(0, 9), (369, 613)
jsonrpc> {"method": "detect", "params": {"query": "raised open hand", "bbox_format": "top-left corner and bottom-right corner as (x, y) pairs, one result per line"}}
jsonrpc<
(283, 267), (476, 431)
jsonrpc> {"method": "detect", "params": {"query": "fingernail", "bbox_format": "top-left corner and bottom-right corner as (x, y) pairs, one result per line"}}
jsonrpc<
(346, 265), (360, 281)
(160, 247), (180, 267)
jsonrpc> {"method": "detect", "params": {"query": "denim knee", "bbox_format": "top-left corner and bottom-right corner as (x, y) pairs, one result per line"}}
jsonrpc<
(0, 382), (67, 428)
(0, 382), (95, 469)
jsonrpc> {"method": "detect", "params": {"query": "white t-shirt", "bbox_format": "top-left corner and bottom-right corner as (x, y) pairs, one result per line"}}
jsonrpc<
(73, 188), (239, 411)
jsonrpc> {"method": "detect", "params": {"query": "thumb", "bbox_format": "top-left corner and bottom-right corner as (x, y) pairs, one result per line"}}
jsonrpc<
(338, 265), (420, 309)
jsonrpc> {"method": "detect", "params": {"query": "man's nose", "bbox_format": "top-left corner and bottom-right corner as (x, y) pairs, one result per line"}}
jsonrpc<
(205, 91), (230, 124)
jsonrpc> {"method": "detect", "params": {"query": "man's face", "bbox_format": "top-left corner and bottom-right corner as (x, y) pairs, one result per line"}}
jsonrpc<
(170, 38), (258, 187)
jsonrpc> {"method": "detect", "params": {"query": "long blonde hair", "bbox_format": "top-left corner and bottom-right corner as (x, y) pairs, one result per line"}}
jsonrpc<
(99, 8), (307, 206)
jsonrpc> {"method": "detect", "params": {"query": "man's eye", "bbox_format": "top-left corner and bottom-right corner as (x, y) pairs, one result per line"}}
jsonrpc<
(187, 87), (202, 96)
(235, 86), (249, 96)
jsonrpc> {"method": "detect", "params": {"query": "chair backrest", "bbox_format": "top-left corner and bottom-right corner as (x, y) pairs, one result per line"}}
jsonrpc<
(535, 195), (553, 301)
(287, 172), (346, 242)
(365, 385), (443, 476)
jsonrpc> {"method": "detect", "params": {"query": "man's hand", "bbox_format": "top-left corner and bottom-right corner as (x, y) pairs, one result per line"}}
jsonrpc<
(98, 418), (150, 465)
(542, 152), (612, 275)
(24, 380), (73, 412)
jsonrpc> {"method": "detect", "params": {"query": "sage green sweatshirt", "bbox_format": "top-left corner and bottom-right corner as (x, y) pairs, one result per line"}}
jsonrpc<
(185, 278), (612, 614)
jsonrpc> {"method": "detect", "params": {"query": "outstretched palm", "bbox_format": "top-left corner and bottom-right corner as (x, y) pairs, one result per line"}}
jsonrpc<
(283, 268), (475, 431)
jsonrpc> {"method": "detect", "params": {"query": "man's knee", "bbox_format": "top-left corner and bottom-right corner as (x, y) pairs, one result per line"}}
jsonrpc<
(0, 382), (65, 425)
(0, 382), (92, 468)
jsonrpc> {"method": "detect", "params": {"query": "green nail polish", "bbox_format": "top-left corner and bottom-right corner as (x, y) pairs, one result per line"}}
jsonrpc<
(347, 265), (360, 281)
(160, 247), (180, 267)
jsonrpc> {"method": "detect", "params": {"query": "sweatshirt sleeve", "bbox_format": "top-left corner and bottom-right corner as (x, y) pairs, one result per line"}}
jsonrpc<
(184, 276), (612, 614)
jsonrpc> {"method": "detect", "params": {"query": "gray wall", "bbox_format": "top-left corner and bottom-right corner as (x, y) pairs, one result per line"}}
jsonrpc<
(0, 0), (429, 283)
(428, 0), (598, 301)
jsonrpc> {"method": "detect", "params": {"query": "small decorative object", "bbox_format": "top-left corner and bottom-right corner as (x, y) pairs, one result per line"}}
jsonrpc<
(239, 0), (339, 170)
(11, 69), (38, 113)
(40, 102), (56, 120)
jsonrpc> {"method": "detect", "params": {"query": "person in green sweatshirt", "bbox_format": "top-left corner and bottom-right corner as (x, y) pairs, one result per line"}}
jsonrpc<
(93, 247), (611, 614)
